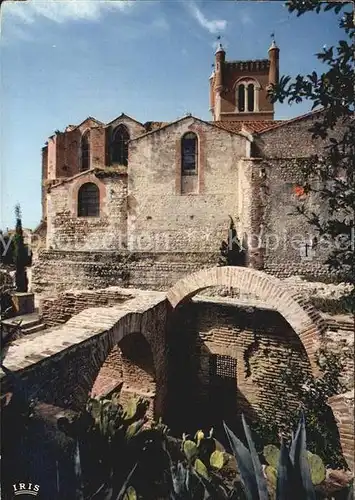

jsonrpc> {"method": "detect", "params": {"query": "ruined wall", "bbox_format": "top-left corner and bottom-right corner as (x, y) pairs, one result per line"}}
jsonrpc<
(91, 337), (156, 420)
(1, 293), (168, 420)
(127, 118), (247, 253)
(32, 250), (219, 298)
(40, 287), (134, 326)
(328, 390), (354, 471)
(191, 300), (311, 423)
(46, 172), (127, 251)
(257, 157), (331, 278)
(167, 295), (353, 461)
(251, 113), (346, 280)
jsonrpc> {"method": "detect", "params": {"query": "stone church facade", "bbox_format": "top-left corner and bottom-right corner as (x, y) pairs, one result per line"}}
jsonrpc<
(33, 42), (335, 296)
(4, 43), (353, 477)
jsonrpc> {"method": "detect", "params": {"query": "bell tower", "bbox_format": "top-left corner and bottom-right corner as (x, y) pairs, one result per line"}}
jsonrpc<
(209, 41), (280, 122)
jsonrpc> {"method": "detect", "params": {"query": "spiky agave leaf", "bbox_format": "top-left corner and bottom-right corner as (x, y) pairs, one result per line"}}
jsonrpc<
(116, 463), (138, 500)
(276, 438), (295, 500)
(241, 414), (269, 500)
(289, 412), (315, 500)
(223, 421), (258, 500)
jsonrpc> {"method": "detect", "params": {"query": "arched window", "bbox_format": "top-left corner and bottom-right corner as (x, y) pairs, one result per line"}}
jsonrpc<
(238, 84), (245, 112)
(247, 83), (255, 112)
(80, 131), (90, 171)
(181, 132), (198, 174)
(111, 125), (130, 166)
(78, 183), (100, 217)
(236, 80), (259, 113)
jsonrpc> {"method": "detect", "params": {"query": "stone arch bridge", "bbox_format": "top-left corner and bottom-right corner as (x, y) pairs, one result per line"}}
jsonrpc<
(1, 267), (353, 470)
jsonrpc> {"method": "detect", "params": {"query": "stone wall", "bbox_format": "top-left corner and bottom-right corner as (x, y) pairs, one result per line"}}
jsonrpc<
(91, 337), (156, 420)
(172, 299), (311, 429)
(258, 157), (331, 278)
(328, 390), (354, 471)
(128, 117), (248, 253)
(249, 113), (348, 280)
(32, 250), (219, 299)
(46, 171), (127, 251)
(322, 313), (354, 391)
(1, 292), (168, 420)
(40, 287), (135, 326)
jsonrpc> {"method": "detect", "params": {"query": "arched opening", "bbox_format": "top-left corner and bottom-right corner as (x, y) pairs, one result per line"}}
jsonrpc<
(77, 182), (100, 217)
(238, 84), (245, 112)
(181, 132), (198, 174)
(167, 266), (325, 375)
(236, 80), (259, 113)
(111, 125), (130, 166)
(166, 291), (313, 436)
(247, 83), (255, 111)
(91, 333), (156, 419)
(80, 131), (90, 171)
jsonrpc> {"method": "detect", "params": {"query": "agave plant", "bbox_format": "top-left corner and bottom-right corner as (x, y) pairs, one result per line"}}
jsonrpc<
(223, 412), (341, 500)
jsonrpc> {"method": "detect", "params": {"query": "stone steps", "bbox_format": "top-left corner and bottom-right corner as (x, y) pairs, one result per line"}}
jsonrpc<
(1, 311), (47, 339)
(21, 323), (47, 335)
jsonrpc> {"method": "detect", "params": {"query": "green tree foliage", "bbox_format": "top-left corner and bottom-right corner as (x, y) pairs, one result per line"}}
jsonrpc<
(269, 1), (354, 312)
(13, 204), (29, 293)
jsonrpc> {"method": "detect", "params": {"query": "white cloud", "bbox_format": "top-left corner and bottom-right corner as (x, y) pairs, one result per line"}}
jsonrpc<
(240, 10), (253, 26)
(5, 0), (136, 25)
(188, 3), (227, 34)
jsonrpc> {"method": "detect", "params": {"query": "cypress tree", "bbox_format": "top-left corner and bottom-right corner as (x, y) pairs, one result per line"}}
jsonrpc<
(13, 204), (28, 293)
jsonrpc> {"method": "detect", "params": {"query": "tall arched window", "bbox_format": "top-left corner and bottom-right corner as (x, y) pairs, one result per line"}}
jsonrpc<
(80, 131), (90, 171)
(78, 183), (100, 217)
(181, 132), (198, 174)
(247, 83), (255, 112)
(236, 80), (259, 113)
(238, 84), (245, 112)
(111, 125), (130, 166)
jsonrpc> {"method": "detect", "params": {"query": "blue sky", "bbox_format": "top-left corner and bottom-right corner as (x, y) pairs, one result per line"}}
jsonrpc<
(0, 0), (344, 229)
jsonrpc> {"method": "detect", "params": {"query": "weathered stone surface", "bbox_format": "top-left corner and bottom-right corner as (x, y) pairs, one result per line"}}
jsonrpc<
(11, 292), (35, 315)
(328, 390), (355, 471)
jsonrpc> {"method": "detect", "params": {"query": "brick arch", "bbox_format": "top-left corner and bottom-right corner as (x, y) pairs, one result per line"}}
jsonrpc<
(64, 298), (167, 416)
(0, 294), (168, 418)
(233, 76), (261, 90)
(91, 332), (157, 418)
(166, 266), (327, 376)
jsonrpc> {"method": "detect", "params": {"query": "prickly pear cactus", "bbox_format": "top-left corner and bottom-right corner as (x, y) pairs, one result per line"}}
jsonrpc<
(124, 398), (138, 420)
(183, 440), (198, 461)
(307, 451), (326, 485)
(265, 465), (277, 488)
(210, 450), (224, 470)
(195, 430), (204, 446)
(263, 444), (280, 468)
(123, 486), (137, 500)
(194, 458), (209, 479)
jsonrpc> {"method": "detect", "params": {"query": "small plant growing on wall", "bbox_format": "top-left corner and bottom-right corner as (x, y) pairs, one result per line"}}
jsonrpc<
(219, 216), (246, 266)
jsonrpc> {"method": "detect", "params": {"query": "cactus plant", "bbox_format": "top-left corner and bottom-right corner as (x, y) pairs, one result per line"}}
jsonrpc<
(263, 443), (326, 491)
(264, 444), (280, 469)
(306, 451), (326, 485)
(210, 450), (225, 470)
(183, 440), (198, 461)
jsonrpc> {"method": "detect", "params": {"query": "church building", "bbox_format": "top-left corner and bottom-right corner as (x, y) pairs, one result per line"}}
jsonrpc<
(34, 41), (332, 296)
